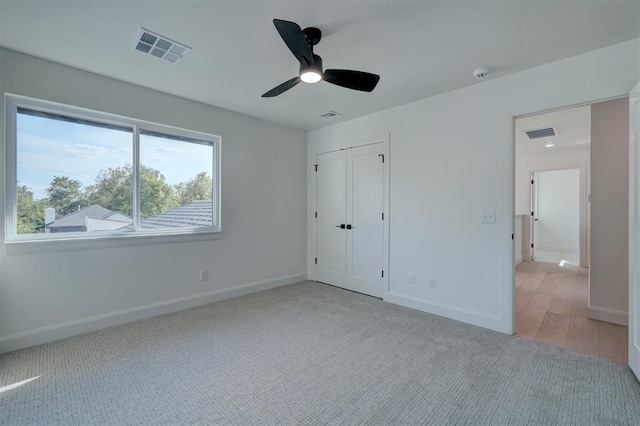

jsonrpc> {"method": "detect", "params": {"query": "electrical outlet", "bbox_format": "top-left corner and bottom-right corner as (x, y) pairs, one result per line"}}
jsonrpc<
(481, 210), (496, 223)
(200, 270), (208, 281)
(429, 276), (436, 288)
(408, 273), (416, 285)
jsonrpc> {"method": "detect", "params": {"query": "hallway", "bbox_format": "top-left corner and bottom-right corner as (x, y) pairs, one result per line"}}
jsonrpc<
(516, 261), (628, 363)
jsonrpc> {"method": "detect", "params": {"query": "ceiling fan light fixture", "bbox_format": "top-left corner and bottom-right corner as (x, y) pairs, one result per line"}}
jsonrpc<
(300, 69), (322, 84)
(300, 57), (323, 84)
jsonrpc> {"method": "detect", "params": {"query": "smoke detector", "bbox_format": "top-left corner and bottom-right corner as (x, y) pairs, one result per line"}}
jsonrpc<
(473, 68), (489, 79)
(133, 28), (192, 64)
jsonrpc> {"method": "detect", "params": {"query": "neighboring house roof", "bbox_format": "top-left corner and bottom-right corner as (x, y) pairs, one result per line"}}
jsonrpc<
(140, 200), (213, 229)
(47, 205), (127, 228)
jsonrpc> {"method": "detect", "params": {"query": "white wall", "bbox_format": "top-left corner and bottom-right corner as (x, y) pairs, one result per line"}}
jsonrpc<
(0, 49), (307, 352)
(307, 38), (639, 334)
(515, 148), (589, 215)
(534, 169), (580, 264)
(589, 97), (630, 325)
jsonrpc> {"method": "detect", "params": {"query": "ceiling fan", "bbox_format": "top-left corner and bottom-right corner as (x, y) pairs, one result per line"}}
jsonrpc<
(262, 19), (380, 98)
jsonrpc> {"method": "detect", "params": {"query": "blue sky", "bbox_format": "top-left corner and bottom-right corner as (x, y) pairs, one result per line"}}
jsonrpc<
(17, 114), (213, 199)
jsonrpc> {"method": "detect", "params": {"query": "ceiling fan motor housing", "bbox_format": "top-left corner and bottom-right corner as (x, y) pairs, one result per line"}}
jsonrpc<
(301, 54), (323, 75)
(302, 27), (322, 46)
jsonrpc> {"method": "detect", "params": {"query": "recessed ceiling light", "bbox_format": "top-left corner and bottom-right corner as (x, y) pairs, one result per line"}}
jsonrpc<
(545, 142), (556, 148)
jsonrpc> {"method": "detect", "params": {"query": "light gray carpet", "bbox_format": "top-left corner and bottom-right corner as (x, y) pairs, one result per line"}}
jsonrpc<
(1, 281), (639, 425)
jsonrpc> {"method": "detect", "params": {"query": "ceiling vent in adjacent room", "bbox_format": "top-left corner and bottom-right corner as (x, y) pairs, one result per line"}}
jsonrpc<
(320, 111), (342, 119)
(133, 28), (192, 64)
(524, 126), (557, 139)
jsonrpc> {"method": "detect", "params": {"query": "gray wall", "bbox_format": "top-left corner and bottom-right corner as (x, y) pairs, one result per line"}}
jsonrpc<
(589, 97), (630, 325)
(0, 49), (307, 352)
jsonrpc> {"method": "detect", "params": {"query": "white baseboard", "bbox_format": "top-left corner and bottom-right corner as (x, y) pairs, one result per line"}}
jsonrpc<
(0, 273), (307, 354)
(535, 246), (579, 253)
(384, 292), (508, 334)
(587, 305), (628, 326)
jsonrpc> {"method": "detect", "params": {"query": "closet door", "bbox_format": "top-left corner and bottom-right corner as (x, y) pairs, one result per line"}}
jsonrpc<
(316, 150), (347, 288)
(346, 143), (384, 297)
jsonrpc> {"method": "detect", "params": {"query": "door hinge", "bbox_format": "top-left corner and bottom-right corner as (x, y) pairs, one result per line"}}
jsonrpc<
(531, 243), (534, 248)
(531, 179), (534, 184)
(381, 212), (384, 220)
(315, 257), (317, 264)
(531, 212), (534, 216)
(315, 211), (317, 218)
(314, 164), (318, 172)
(381, 270), (384, 278)
(512, 233), (514, 240)
(378, 154), (384, 163)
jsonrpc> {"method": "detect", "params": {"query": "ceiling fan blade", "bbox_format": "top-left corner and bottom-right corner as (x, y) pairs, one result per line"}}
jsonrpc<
(273, 19), (314, 65)
(262, 77), (301, 97)
(323, 69), (380, 92)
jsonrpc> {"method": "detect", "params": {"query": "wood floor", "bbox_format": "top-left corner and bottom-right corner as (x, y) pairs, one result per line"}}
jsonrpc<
(515, 261), (628, 364)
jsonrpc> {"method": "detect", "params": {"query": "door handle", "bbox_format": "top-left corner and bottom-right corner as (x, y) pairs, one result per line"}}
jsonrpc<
(335, 224), (346, 229)
(346, 224), (355, 229)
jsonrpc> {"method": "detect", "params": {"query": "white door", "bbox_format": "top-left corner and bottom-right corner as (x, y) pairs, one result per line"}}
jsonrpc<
(315, 143), (385, 298)
(316, 150), (347, 288)
(629, 82), (640, 380)
(347, 143), (384, 297)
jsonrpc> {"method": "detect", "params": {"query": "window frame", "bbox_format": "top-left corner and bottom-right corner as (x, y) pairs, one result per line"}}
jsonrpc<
(4, 94), (222, 246)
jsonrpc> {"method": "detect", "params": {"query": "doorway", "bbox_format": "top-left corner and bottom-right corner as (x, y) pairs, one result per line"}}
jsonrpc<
(513, 102), (628, 364)
(531, 168), (581, 265)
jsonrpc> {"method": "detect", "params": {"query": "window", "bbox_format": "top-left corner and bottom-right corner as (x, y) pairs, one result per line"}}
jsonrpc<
(5, 95), (220, 243)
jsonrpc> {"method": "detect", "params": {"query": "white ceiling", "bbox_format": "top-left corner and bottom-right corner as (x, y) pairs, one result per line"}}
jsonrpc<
(0, 1), (638, 131)
(515, 105), (591, 155)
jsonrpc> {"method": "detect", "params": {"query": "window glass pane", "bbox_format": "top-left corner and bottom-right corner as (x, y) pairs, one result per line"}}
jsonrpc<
(139, 131), (214, 229)
(16, 109), (133, 235)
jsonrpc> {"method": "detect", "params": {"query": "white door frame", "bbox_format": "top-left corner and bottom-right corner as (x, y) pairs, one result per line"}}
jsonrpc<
(309, 134), (390, 299)
(529, 172), (537, 261)
(505, 80), (636, 335)
(628, 81), (640, 379)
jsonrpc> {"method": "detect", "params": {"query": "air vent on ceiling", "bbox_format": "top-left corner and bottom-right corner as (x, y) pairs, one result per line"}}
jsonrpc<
(320, 111), (342, 119)
(133, 28), (191, 64)
(524, 126), (557, 139)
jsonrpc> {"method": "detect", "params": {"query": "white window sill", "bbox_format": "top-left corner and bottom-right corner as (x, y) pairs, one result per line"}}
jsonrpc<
(4, 231), (222, 256)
